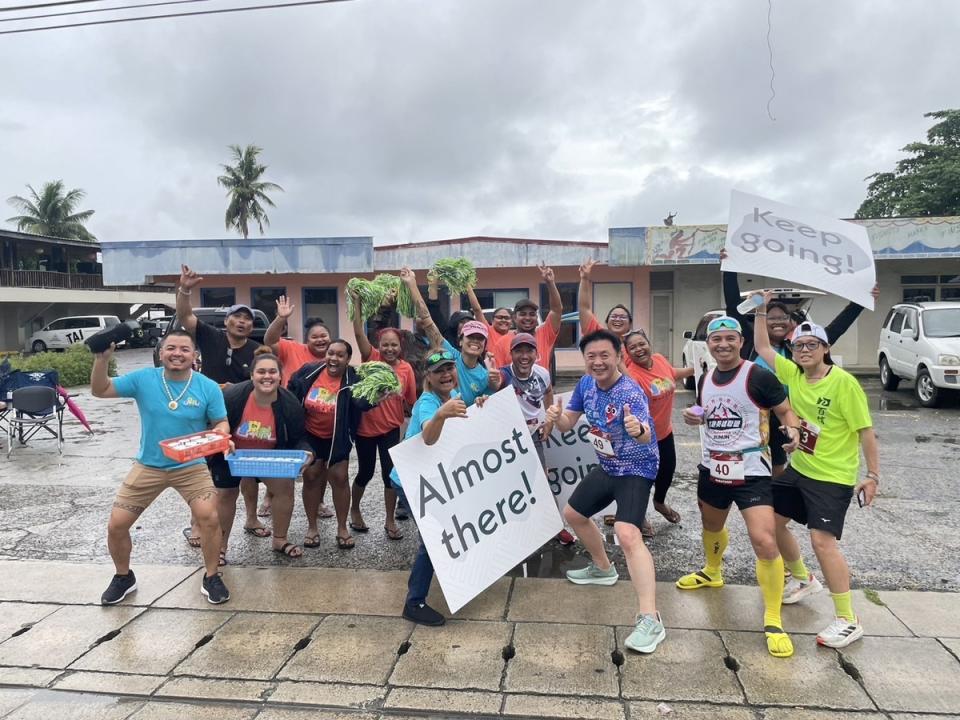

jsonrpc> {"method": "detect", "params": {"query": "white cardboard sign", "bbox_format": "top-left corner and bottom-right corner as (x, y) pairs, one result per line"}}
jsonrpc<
(541, 392), (615, 519)
(389, 388), (563, 613)
(723, 190), (876, 309)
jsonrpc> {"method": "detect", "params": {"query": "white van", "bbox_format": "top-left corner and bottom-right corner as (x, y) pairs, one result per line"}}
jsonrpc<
(27, 315), (121, 353)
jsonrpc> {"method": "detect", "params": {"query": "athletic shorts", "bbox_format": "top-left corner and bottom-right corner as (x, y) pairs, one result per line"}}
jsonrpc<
(773, 466), (853, 540)
(567, 465), (653, 529)
(697, 466), (773, 511)
(305, 433), (333, 466)
(114, 462), (215, 514)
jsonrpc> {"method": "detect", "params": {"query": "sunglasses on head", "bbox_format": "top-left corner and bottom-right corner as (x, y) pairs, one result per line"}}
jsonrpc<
(427, 350), (455, 368)
(707, 317), (741, 334)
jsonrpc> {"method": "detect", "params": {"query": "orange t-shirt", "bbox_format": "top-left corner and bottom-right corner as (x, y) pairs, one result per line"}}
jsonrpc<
(480, 316), (512, 349)
(276, 338), (323, 386)
(303, 369), (340, 438)
(233, 394), (277, 450)
(625, 353), (677, 439)
(357, 349), (418, 437)
(491, 322), (560, 370)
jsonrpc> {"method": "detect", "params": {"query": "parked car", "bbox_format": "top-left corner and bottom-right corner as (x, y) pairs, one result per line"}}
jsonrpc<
(27, 315), (121, 353)
(680, 289), (824, 389)
(877, 301), (960, 407)
(122, 319), (164, 349)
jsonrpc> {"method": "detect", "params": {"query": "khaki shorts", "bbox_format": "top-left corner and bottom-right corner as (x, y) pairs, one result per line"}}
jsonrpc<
(114, 462), (216, 514)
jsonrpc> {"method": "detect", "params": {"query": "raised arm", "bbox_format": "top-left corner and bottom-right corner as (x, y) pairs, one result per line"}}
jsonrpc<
(264, 295), (294, 351)
(90, 344), (119, 398)
(464, 286), (490, 329)
(400, 267), (444, 349)
(753, 291), (778, 367)
(176, 265), (202, 334)
(578, 258), (599, 332)
(348, 287), (374, 361)
(539, 262), (562, 331)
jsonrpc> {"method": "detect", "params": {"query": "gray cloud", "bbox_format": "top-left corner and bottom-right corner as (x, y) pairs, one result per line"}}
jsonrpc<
(1, 0), (957, 245)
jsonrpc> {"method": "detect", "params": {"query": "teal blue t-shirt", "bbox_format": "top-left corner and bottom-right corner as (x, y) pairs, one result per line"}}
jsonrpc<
(389, 390), (457, 489)
(441, 339), (492, 407)
(112, 368), (228, 469)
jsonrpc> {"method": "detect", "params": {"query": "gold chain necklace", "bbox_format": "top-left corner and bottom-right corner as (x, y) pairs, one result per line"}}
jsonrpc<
(159, 368), (193, 411)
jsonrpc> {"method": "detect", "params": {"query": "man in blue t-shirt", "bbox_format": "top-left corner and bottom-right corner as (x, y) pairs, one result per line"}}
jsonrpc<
(91, 330), (232, 607)
(546, 329), (664, 655)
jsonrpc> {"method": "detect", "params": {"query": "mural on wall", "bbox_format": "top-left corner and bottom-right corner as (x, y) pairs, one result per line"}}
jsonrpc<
(854, 216), (960, 258)
(611, 216), (960, 266)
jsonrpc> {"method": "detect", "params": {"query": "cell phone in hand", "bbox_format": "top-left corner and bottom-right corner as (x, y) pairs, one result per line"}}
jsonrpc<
(857, 488), (866, 507)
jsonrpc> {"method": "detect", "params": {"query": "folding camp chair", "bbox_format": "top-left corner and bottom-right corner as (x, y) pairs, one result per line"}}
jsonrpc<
(4, 370), (65, 458)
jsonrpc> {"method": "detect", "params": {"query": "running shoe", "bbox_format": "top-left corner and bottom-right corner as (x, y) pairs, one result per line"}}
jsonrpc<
(556, 529), (576, 546)
(201, 573), (231, 604)
(624, 613), (666, 653)
(101, 571), (137, 605)
(403, 602), (446, 626)
(816, 616), (864, 648)
(782, 574), (823, 605)
(675, 569), (724, 590)
(566, 562), (619, 586)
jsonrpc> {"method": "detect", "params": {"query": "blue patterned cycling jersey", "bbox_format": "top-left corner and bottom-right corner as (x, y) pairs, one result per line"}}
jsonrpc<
(568, 374), (659, 478)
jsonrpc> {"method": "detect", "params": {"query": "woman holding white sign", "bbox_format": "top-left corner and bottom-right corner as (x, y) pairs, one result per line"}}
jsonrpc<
(545, 329), (665, 654)
(390, 350), (471, 626)
(754, 294), (879, 649)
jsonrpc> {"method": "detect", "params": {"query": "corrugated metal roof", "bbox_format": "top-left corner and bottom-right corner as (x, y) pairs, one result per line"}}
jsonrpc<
(100, 236), (373, 285)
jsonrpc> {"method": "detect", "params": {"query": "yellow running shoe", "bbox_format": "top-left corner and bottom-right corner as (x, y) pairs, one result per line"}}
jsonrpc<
(765, 626), (794, 658)
(676, 569), (724, 590)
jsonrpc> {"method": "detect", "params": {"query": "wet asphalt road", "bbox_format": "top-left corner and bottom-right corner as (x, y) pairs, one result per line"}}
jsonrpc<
(0, 349), (958, 592)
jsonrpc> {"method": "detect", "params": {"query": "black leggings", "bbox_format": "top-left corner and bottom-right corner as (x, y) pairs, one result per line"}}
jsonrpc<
(354, 427), (402, 489)
(653, 432), (677, 505)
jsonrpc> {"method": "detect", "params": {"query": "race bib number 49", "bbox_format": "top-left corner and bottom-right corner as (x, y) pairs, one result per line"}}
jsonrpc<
(709, 451), (745, 486)
(588, 427), (615, 458)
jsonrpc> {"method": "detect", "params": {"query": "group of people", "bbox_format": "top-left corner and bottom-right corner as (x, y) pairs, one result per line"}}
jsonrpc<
(90, 256), (880, 662)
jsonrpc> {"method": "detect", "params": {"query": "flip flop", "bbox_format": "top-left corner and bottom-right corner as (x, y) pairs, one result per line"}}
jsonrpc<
(303, 534), (321, 548)
(244, 526), (271, 538)
(336, 534), (355, 550)
(641, 521), (655, 539)
(317, 504), (335, 519)
(385, 526), (404, 540)
(349, 521), (370, 533)
(257, 504), (271, 518)
(654, 502), (681, 524)
(218, 550), (228, 567)
(181, 527), (201, 548)
(676, 569), (724, 590)
(273, 543), (303, 558)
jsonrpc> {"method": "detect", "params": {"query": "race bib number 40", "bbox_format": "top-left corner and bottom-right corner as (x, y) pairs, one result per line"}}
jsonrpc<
(709, 451), (745, 486)
(588, 427), (615, 458)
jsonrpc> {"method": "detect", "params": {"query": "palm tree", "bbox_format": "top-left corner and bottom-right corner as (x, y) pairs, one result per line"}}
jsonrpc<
(217, 144), (283, 239)
(6, 181), (97, 242)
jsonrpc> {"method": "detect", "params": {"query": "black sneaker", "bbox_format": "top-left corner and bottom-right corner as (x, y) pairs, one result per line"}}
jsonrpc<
(395, 501), (410, 521)
(201, 573), (230, 604)
(402, 602), (445, 626)
(101, 571), (137, 605)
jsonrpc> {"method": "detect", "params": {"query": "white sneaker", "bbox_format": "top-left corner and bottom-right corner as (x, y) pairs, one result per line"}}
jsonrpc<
(816, 616), (864, 648)
(782, 574), (823, 605)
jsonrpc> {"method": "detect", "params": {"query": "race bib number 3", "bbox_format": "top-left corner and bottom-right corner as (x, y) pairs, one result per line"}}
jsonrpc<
(709, 451), (745, 486)
(797, 419), (821, 455)
(588, 427), (615, 458)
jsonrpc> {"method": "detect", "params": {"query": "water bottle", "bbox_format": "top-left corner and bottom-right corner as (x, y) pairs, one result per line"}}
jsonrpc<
(736, 294), (764, 315)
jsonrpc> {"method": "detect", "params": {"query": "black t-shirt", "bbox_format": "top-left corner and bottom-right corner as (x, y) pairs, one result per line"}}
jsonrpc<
(698, 362), (786, 409)
(195, 320), (260, 384)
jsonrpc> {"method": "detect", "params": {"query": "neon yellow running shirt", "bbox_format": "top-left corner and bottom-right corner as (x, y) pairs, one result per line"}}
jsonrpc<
(773, 354), (872, 486)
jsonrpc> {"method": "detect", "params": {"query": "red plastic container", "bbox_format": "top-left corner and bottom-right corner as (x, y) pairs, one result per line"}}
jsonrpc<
(159, 430), (230, 463)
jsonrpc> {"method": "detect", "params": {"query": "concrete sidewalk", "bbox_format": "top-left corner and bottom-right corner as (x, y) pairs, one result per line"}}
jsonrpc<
(0, 561), (958, 719)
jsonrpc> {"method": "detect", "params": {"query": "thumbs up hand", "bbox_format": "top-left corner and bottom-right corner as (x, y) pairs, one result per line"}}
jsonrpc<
(546, 397), (563, 424)
(623, 403), (649, 441)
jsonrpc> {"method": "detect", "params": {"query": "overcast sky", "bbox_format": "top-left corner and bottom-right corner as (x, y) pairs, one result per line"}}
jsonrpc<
(2, 0), (957, 245)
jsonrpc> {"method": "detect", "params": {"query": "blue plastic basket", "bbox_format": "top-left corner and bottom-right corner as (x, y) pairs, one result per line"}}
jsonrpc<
(225, 449), (309, 479)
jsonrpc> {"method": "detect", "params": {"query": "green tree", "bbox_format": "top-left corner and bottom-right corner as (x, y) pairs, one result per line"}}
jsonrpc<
(855, 109), (960, 219)
(6, 180), (97, 242)
(217, 144), (283, 238)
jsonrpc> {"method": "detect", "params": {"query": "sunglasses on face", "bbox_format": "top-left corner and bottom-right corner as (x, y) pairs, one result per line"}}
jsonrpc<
(225, 347), (233, 366)
(792, 341), (823, 351)
(608, 314), (630, 321)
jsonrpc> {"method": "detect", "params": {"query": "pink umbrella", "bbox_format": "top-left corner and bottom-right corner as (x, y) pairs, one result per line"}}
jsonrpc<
(57, 385), (93, 434)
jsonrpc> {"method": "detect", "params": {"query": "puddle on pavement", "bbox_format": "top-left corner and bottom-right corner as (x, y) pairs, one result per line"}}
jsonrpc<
(871, 394), (918, 412)
(915, 433), (960, 446)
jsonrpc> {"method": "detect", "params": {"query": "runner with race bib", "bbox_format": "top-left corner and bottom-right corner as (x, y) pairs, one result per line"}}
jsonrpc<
(678, 316), (801, 659)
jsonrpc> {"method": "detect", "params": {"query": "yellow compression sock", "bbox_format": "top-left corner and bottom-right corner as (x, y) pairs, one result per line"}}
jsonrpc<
(784, 557), (809, 582)
(756, 557), (785, 629)
(703, 527), (729, 578)
(831, 591), (856, 622)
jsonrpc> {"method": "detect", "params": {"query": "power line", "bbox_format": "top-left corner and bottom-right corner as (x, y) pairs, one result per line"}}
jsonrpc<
(0, 0), (352, 33)
(0, 0), (212, 23)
